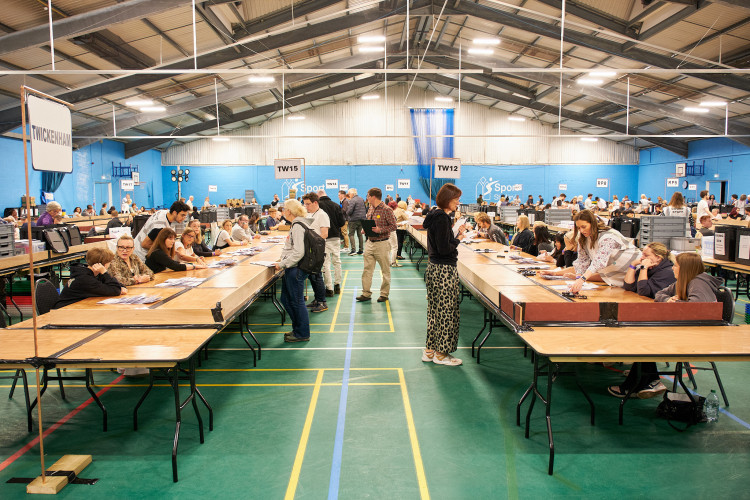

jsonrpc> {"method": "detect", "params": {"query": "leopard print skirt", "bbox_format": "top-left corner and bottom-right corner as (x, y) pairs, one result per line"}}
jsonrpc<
(425, 262), (460, 353)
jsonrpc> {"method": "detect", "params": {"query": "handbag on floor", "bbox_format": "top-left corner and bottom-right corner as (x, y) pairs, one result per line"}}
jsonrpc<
(656, 391), (707, 431)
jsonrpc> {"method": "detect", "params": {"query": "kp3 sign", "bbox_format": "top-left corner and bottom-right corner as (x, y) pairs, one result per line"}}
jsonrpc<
(475, 177), (523, 202)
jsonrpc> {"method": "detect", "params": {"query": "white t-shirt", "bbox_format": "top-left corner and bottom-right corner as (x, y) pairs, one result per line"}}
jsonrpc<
(134, 209), (171, 261)
(697, 199), (711, 220)
(215, 229), (233, 248)
(307, 208), (330, 238)
(175, 240), (195, 257)
(121, 198), (131, 213)
(611, 199), (620, 210)
(584, 198), (593, 209)
(186, 199), (193, 210)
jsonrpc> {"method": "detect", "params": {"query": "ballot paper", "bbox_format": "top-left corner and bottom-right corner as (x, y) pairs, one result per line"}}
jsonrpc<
(538, 274), (571, 280)
(206, 259), (238, 268)
(739, 234), (750, 261)
(452, 217), (466, 237)
(248, 261), (278, 267)
(461, 239), (483, 244)
(155, 277), (207, 287)
(98, 294), (161, 305)
(227, 248), (262, 256)
(507, 255), (538, 264)
(549, 282), (599, 291)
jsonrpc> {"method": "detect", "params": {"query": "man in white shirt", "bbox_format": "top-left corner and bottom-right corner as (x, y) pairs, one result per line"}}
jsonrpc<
(696, 190), (711, 220)
(584, 194), (593, 210)
(121, 194), (132, 213)
(134, 200), (190, 260)
(596, 196), (607, 210)
(232, 215), (260, 243)
(186, 196), (194, 210)
(302, 192), (330, 313)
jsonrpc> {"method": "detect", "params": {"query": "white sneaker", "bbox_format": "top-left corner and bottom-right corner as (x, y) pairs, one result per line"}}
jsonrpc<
(433, 353), (462, 366)
(421, 349), (435, 362)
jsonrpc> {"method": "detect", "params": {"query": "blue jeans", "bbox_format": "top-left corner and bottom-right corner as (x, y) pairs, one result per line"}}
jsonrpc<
(308, 272), (326, 303)
(280, 266), (310, 339)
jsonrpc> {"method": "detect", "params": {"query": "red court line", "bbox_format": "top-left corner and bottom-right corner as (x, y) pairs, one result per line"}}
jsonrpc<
(0, 374), (125, 472)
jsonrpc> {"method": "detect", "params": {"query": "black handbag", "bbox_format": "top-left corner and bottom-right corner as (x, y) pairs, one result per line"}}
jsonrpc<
(656, 391), (707, 431)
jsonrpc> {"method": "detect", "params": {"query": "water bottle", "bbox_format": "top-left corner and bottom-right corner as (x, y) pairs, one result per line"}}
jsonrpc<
(705, 390), (720, 423)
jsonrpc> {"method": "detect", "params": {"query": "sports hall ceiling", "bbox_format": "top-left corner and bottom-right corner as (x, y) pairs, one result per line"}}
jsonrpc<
(0, 0), (749, 158)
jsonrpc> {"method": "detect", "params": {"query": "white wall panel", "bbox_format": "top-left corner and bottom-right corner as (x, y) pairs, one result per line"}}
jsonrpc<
(163, 85), (638, 166)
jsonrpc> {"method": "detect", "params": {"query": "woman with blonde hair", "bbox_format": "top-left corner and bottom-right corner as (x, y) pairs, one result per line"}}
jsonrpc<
(175, 227), (207, 265)
(109, 234), (154, 286)
(214, 219), (246, 250)
(622, 242), (675, 298)
(146, 227), (207, 273)
(393, 200), (409, 262)
(509, 215), (533, 253)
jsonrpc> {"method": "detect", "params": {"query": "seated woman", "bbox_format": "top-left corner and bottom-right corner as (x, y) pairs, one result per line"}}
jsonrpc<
(539, 210), (639, 294)
(509, 215), (534, 253)
(71, 206), (83, 218)
(54, 248), (126, 308)
(474, 212), (508, 244)
(109, 234), (154, 286)
(214, 219), (247, 250)
(175, 227), (207, 266)
(146, 227), (207, 273)
(539, 232), (577, 268)
(188, 219), (220, 257)
(622, 242), (675, 298)
(528, 223), (553, 257)
(609, 253), (721, 399)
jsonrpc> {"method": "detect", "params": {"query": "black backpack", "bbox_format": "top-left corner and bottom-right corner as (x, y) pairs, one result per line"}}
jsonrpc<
(292, 220), (326, 274)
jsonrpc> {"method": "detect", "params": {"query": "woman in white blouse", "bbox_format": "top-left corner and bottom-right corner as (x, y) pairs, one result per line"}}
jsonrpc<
(214, 219), (247, 250)
(175, 227), (207, 265)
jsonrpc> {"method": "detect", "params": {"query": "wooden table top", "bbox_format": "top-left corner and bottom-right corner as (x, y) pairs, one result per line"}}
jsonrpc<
(0, 241), (109, 274)
(519, 325), (750, 362)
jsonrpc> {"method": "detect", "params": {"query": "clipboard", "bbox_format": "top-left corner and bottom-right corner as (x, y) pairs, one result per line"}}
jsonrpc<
(361, 219), (378, 238)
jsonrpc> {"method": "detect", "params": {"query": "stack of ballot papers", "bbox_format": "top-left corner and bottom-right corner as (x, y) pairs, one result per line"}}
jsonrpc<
(98, 294), (162, 305)
(155, 277), (207, 287)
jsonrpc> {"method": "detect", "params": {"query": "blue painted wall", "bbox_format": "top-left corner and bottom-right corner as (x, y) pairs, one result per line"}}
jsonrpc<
(0, 136), (163, 214)
(638, 138), (750, 203)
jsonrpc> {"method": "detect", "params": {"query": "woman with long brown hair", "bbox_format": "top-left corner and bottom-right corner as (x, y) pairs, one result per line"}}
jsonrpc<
(622, 242), (675, 298)
(145, 228), (207, 273)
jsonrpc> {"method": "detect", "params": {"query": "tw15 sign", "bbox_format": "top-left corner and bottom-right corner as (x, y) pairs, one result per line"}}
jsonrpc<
(433, 158), (461, 179)
(274, 158), (303, 179)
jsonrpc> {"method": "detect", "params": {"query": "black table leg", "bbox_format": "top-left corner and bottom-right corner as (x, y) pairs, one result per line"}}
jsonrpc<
(238, 313), (257, 367)
(133, 371), (156, 431)
(84, 368), (107, 431)
(471, 310), (488, 358)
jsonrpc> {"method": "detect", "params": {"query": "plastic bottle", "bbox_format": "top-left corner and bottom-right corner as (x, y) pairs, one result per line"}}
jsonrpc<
(705, 390), (720, 423)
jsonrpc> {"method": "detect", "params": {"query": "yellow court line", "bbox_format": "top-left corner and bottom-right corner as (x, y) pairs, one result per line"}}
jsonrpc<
(27, 382), (404, 388)
(386, 299), (394, 332)
(398, 368), (430, 500)
(197, 367), (400, 372)
(285, 369), (324, 500)
(329, 270), (350, 332)
(251, 330), (399, 334)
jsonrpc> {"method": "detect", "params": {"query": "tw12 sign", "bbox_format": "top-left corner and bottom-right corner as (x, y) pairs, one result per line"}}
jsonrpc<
(433, 158), (461, 179)
(274, 158), (303, 179)
(398, 179), (410, 189)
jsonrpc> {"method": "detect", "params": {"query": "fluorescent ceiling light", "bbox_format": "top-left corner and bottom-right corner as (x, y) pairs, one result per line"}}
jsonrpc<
(508, 116), (526, 122)
(684, 107), (710, 113)
(467, 48), (493, 55)
(139, 106), (166, 112)
(287, 115), (306, 120)
(204, 114), (215, 120)
(580, 137), (598, 142)
(359, 46), (384, 53)
(577, 78), (603, 86)
(699, 101), (727, 107)
(473, 38), (500, 45)
(249, 76), (275, 83)
(358, 35), (386, 43)
(588, 71), (616, 77)
(434, 96), (453, 102)
(212, 137), (230, 142)
(361, 94), (380, 100)
(125, 99), (153, 106)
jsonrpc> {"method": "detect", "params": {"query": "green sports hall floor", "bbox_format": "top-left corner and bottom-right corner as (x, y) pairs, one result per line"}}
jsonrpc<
(1, 254), (750, 499)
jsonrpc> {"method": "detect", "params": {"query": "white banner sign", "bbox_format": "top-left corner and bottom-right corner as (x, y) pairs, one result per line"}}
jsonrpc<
(666, 178), (678, 187)
(398, 179), (411, 189)
(596, 178), (609, 188)
(208, 185), (218, 192)
(274, 158), (303, 179)
(433, 158), (461, 179)
(325, 179), (339, 190)
(27, 95), (73, 173)
(688, 184), (697, 191)
(385, 184), (394, 191)
(558, 183), (567, 191)
(340, 184), (349, 192)
(132, 172), (140, 184)
(121, 179), (135, 191)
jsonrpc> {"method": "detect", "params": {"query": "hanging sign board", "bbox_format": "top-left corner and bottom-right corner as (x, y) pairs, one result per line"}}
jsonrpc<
(208, 185), (218, 192)
(121, 179), (135, 191)
(340, 184), (349, 192)
(666, 178), (679, 187)
(385, 184), (394, 192)
(596, 178), (608, 188)
(27, 95), (73, 173)
(274, 158), (303, 179)
(688, 184), (697, 191)
(433, 157), (461, 179)
(325, 179), (339, 190)
(558, 183), (567, 191)
(398, 179), (411, 189)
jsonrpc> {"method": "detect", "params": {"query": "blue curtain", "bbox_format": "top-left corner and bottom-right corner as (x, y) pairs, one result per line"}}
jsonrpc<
(410, 108), (455, 202)
(41, 171), (65, 194)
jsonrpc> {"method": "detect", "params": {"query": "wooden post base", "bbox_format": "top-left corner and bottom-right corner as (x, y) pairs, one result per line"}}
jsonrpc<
(27, 455), (92, 495)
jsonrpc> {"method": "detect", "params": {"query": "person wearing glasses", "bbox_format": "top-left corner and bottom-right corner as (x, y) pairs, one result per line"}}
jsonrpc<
(232, 215), (261, 243)
(175, 227), (207, 265)
(146, 227), (207, 273)
(108, 234), (154, 286)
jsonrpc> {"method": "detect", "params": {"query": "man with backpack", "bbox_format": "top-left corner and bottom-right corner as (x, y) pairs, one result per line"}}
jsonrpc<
(301, 192), (331, 313)
(317, 190), (345, 297)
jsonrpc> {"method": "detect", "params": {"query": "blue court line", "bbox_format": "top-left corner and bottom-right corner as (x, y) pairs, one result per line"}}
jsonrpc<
(328, 286), (358, 499)
(661, 374), (750, 430)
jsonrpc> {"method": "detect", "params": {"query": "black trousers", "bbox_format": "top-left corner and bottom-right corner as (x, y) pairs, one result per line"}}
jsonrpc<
(621, 362), (658, 391)
(396, 229), (406, 257)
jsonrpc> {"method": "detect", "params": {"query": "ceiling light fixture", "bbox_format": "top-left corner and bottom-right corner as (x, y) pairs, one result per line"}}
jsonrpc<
(473, 38), (500, 45)
(434, 96), (453, 102)
(684, 107), (710, 113)
(467, 48), (493, 55)
(588, 71), (616, 77)
(204, 113), (215, 120)
(212, 137), (229, 142)
(125, 99), (153, 106)
(249, 76), (275, 83)
(361, 94), (380, 100)
(358, 35), (386, 43)
(508, 116), (526, 122)
(580, 137), (598, 142)
(359, 46), (385, 53)
(139, 106), (166, 112)
(577, 78), (603, 86)
(287, 115), (306, 120)
(699, 101), (727, 107)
